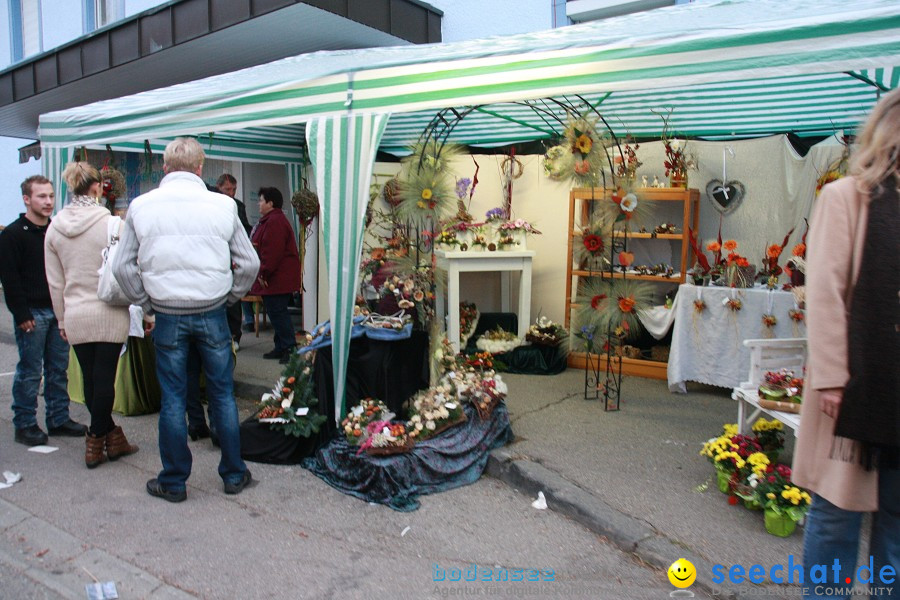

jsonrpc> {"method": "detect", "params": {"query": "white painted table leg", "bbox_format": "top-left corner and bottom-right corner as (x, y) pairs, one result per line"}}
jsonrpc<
(518, 257), (532, 338)
(448, 263), (461, 353)
(500, 271), (511, 312)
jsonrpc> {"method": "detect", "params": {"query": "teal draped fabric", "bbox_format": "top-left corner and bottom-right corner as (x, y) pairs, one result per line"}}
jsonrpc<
(302, 404), (512, 511)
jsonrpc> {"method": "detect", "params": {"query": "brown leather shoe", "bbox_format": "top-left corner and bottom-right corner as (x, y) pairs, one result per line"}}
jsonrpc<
(85, 433), (107, 469)
(105, 426), (138, 461)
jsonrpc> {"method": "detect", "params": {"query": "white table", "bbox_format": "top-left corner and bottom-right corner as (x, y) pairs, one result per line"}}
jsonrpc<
(668, 284), (805, 393)
(434, 249), (535, 352)
(732, 385), (801, 435)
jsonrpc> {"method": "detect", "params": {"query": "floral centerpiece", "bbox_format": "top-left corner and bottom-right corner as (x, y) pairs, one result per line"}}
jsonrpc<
(497, 218), (541, 250)
(469, 370), (508, 420)
(526, 316), (568, 347)
(663, 138), (697, 188)
(407, 385), (466, 440)
(476, 326), (523, 354)
(341, 398), (390, 445)
(757, 227), (794, 286)
(758, 369), (804, 412)
(434, 229), (460, 249)
(255, 353), (327, 438)
(359, 420), (413, 456)
(614, 141), (642, 183)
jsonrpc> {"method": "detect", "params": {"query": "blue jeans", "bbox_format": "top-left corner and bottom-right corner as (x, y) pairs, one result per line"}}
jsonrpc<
(802, 468), (900, 599)
(241, 301), (254, 326)
(12, 307), (71, 430)
(262, 294), (295, 353)
(152, 307), (246, 491)
(185, 343), (208, 429)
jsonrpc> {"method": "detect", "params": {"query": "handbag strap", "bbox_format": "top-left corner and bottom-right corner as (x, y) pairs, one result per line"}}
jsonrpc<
(107, 216), (123, 245)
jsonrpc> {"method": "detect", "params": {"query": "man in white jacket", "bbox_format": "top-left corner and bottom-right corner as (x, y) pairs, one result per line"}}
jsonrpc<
(112, 137), (260, 503)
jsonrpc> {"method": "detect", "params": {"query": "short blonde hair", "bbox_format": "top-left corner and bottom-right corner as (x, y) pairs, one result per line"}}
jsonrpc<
(163, 137), (204, 173)
(61, 161), (100, 196)
(851, 88), (900, 193)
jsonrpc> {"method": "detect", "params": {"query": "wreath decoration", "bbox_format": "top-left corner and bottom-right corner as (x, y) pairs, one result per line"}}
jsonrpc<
(290, 188), (320, 228)
(100, 166), (126, 208)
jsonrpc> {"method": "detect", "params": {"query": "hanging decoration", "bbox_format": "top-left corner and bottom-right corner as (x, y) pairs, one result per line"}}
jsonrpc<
(549, 113), (609, 187)
(396, 140), (460, 223)
(706, 146), (744, 215)
(500, 149), (523, 218)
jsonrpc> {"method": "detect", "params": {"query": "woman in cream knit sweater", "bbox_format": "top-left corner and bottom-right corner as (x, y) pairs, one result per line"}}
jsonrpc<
(45, 162), (143, 468)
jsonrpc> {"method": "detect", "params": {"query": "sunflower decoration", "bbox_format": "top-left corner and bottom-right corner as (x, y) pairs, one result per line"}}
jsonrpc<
(574, 221), (613, 272)
(551, 114), (610, 187)
(576, 278), (654, 341)
(396, 141), (460, 223)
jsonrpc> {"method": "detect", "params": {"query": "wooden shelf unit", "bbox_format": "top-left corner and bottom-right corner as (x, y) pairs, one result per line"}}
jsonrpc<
(565, 187), (700, 379)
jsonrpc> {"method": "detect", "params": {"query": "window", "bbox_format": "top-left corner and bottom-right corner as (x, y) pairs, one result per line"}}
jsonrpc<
(9, 0), (42, 62)
(84, 0), (123, 32)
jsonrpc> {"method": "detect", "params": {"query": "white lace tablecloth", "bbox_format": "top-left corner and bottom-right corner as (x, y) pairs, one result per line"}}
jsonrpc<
(668, 284), (806, 393)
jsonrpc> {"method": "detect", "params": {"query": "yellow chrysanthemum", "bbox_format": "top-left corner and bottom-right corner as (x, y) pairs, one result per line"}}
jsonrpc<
(723, 424), (738, 436)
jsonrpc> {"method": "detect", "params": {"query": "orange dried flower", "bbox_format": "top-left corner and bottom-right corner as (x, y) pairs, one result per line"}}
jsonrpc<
(371, 247), (386, 260)
(766, 244), (782, 259)
(736, 257), (750, 268)
(706, 241), (721, 253)
(792, 243), (806, 257)
(618, 296), (636, 313)
(723, 239), (738, 251)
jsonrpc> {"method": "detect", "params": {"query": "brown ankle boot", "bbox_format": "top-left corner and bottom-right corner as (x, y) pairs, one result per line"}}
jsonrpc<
(106, 426), (138, 460)
(85, 433), (107, 469)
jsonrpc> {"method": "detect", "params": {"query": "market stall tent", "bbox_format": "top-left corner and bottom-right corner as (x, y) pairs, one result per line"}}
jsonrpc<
(38, 0), (900, 422)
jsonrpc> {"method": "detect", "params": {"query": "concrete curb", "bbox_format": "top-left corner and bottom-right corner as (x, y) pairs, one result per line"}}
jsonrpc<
(487, 449), (741, 600)
(0, 499), (195, 599)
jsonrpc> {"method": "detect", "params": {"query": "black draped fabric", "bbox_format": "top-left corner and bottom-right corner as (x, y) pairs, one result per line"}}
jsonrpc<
(499, 344), (568, 375)
(465, 313), (567, 375)
(301, 404), (513, 511)
(239, 417), (322, 465)
(313, 330), (430, 431)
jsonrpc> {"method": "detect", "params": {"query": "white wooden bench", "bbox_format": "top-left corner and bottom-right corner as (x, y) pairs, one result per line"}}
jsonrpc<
(731, 338), (806, 435)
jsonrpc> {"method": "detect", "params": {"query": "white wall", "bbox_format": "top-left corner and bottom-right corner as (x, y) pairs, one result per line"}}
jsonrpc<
(427, 0), (553, 41)
(41, 0), (81, 49)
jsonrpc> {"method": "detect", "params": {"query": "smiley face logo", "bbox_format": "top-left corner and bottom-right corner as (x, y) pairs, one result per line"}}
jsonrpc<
(667, 558), (696, 588)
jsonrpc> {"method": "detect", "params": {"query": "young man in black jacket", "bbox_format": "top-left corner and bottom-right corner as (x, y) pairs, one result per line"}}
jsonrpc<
(0, 175), (86, 446)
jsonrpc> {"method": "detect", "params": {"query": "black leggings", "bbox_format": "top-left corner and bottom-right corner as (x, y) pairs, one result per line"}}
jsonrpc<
(73, 342), (121, 437)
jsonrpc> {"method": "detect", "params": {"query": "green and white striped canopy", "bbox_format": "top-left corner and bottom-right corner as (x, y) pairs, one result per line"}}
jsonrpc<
(39, 0), (899, 150)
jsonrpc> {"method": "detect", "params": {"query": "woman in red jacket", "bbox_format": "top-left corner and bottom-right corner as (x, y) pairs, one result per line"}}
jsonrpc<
(250, 187), (302, 363)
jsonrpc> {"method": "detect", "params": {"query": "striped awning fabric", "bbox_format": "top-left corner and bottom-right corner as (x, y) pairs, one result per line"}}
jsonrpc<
(38, 0), (899, 152)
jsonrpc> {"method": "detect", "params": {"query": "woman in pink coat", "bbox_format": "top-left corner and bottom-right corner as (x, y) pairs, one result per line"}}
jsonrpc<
(45, 162), (145, 468)
(793, 89), (899, 598)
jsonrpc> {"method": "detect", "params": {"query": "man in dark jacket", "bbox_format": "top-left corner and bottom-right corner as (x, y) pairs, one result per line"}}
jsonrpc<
(0, 175), (86, 446)
(250, 187), (301, 363)
(215, 174), (253, 347)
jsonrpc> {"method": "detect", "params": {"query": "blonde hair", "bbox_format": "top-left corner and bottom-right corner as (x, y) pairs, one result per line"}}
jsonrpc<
(163, 137), (204, 173)
(61, 161), (101, 196)
(851, 88), (900, 193)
